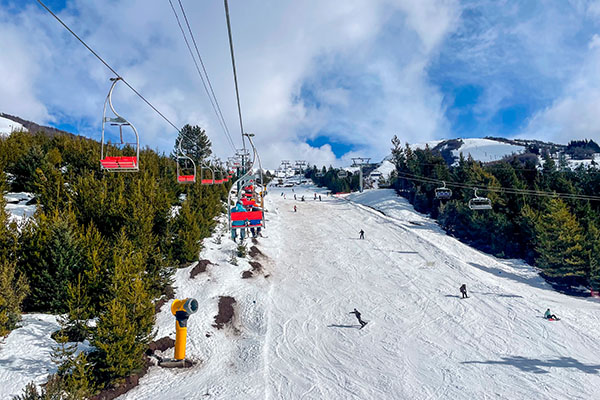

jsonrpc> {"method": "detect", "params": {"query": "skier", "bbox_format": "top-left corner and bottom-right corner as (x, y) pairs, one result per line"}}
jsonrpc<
(314, 193), (317, 200)
(544, 308), (559, 320)
(350, 308), (367, 328)
(294, 205), (297, 212)
(459, 284), (468, 298)
(319, 195), (322, 201)
(301, 195), (305, 201)
(359, 229), (365, 239)
(294, 194), (297, 200)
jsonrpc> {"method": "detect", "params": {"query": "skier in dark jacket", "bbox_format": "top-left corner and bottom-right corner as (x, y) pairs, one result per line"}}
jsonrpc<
(359, 229), (365, 239)
(460, 284), (468, 298)
(350, 308), (367, 328)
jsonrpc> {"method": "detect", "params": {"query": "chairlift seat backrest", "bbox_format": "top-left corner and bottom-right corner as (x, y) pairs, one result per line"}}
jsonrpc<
(435, 188), (452, 200)
(469, 198), (492, 210)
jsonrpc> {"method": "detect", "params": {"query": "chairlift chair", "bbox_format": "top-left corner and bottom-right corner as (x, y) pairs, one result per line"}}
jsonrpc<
(200, 165), (215, 185)
(176, 155), (196, 183)
(100, 77), (140, 172)
(435, 181), (452, 200)
(338, 170), (348, 178)
(315, 172), (324, 178)
(469, 188), (492, 210)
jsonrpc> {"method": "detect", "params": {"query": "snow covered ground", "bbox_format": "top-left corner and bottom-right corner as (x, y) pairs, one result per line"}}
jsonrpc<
(0, 116), (27, 137)
(4, 192), (37, 225)
(2, 186), (599, 399)
(0, 314), (60, 398)
(450, 138), (525, 163)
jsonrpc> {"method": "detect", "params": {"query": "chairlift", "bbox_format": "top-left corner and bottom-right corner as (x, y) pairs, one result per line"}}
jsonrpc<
(338, 170), (348, 178)
(315, 172), (324, 178)
(100, 77), (140, 171)
(176, 137), (196, 184)
(435, 181), (452, 200)
(200, 165), (215, 185)
(469, 187), (492, 210)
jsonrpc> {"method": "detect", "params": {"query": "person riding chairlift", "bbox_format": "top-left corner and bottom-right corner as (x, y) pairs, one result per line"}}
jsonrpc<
(231, 201), (247, 241)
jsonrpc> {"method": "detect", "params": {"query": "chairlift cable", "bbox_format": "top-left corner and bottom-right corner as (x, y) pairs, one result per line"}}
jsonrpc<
(223, 0), (246, 154)
(168, 0), (237, 152)
(395, 171), (600, 202)
(36, 0), (181, 135)
(176, 0), (236, 151)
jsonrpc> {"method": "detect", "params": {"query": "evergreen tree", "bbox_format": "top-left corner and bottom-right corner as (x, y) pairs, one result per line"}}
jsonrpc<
(18, 210), (82, 312)
(173, 124), (212, 165)
(0, 260), (29, 336)
(534, 199), (587, 279)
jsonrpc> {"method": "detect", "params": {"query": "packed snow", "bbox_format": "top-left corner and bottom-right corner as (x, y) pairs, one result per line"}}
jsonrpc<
(2, 185), (599, 399)
(120, 185), (600, 399)
(0, 116), (27, 137)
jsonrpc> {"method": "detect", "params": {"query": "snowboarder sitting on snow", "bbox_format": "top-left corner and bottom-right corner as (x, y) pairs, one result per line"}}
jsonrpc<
(350, 308), (367, 328)
(544, 308), (558, 320)
(359, 229), (365, 239)
(460, 284), (468, 298)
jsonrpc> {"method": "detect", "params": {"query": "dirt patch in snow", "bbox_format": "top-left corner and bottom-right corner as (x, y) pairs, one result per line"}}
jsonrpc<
(249, 246), (263, 258)
(190, 259), (214, 279)
(241, 261), (263, 279)
(241, 271), (253, 279)
(213, 296), (236, 329)
(147, 336), (175, 354)
(154, 285), (175, 313)
(249, 261), (262, 272)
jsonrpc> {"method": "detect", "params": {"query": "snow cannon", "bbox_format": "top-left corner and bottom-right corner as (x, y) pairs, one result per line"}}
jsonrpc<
(171, 298), (198, 360)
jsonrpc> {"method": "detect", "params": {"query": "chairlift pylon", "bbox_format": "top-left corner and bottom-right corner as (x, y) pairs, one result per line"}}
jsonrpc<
(100, 77), (140, 172)
(435, 181), (452, 200)
(469, 187), (492, 210)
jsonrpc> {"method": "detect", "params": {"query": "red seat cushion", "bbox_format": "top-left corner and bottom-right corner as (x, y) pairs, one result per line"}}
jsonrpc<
(178, 175), (195, 182)
(231, 210), (263, 221)
(101, 156), (138, 169)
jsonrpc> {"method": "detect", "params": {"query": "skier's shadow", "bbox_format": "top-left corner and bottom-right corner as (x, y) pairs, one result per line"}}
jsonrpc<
(327, 324), (361, 329)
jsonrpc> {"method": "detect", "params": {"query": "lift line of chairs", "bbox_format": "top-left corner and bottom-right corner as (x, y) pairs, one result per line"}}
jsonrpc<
(100, 78), (236, 186)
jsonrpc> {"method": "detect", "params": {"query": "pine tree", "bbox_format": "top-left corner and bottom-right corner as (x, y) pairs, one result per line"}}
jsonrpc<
(173, 124), (212, 165)
(0, 260), (29, 336)
(59, 274), (91, 342)
(92, 299), (147, 383)
(18, 210), (82, 312)
(534, 199), (587, 279)
(91, 232), (154, 384)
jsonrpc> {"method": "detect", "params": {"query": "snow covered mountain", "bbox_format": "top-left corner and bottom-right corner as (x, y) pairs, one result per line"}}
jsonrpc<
(0, 115), (27, 137)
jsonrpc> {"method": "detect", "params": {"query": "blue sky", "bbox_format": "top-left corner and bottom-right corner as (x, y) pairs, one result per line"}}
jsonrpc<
(1, 0), (600, 167)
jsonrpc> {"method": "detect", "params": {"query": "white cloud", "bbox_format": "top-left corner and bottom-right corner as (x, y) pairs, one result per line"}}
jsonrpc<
(0, 0), (460, 167)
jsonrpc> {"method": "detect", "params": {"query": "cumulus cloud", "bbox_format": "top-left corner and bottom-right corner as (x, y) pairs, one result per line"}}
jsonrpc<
(0, 0), (460, 167)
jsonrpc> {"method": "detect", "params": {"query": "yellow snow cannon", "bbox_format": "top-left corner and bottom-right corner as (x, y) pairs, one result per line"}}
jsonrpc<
(171, 298), (198, 360)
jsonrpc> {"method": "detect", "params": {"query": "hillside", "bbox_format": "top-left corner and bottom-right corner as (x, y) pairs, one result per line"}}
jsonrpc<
(113, 186), (600, 398)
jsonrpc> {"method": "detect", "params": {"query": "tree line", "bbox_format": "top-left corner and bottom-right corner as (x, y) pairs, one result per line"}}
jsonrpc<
(1, 126), (227, 398)
(388, 136), (600, 291)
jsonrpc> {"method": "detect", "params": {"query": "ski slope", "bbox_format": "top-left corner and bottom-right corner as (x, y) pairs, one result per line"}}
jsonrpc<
(4, 186), (598, 399)
(115, 186), (600, 399)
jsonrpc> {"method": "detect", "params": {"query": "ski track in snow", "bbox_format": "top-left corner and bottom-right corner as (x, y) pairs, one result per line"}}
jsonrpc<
(3, 186), (600, 399)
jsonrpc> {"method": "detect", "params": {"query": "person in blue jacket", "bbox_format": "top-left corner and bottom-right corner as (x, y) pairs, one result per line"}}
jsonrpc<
(231, 202), (247, 241)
